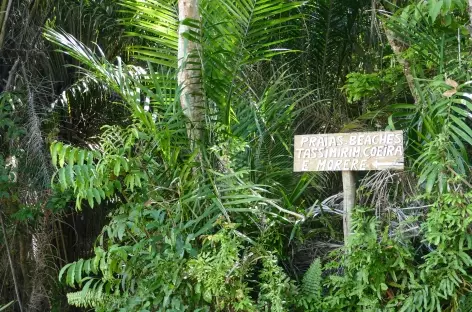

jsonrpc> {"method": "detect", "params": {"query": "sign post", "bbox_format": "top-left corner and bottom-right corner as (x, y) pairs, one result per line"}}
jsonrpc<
(294, 131), (404, 243)
(342, 171), (355, 241)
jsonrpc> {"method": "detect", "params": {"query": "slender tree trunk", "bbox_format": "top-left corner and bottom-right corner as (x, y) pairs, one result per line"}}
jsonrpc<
(383, 26), (419, 104)
(178, 0), (204, 144)
(378, 2), (419, 104)
(0, 55), (24, 311)
(0, 0), (8, 36)
(6, 58), (19, 90)
(468, 0), (472, 38)
(19, 236), (29, 292)
(0, 0), (14, 51)
(0, 213), (24, 312)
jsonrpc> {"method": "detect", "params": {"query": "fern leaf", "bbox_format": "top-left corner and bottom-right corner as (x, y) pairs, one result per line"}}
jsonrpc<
(301, 258), (322, 305)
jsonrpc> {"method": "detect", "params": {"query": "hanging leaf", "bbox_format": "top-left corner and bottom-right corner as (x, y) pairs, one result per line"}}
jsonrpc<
(113, 159), (121, 176)
(87, 189), (95, 208)
(59, 145), (68, 168)
(78, 150), (86, 166)
(429, 0), (444, 23)
(51, 141), (63, 167)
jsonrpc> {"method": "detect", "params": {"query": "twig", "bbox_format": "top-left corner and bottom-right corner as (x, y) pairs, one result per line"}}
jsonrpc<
(447, 165), (472, 189)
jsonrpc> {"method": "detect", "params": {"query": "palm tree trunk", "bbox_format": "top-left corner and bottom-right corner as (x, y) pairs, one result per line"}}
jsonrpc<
(178, 0), (204, 144)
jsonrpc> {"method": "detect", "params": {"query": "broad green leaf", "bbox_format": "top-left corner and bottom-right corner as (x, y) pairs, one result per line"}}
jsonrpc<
(87, 152), (94, 165)
(121, 157), (129, 172)
(117, 222), (126, 241)
(429, 0), (443, 23)
(80, 278), (94, 296)
(425, 167), (439, 193)
(87, 189), (95, 208)
(451, 115), (472, 141)
(59, 262), (74, 282)
(58, 168), (67, 190)
(67, 148), (76, 166)
(78, 150), (85, 166)
(59, 145), (68, 168)
(450, 124), (472, 146)
(66, 262), (76, 287)
(75, 258), (84, 285)
(84, 259), (91, 275)
(67, 165), (74, 186)
(93, 188), (102, 205)
(114, 159), (121, 177)
(51, 141), (63, 167)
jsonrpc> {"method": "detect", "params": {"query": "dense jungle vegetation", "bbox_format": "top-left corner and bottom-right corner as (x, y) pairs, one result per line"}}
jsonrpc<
(2, 0), (472, 311)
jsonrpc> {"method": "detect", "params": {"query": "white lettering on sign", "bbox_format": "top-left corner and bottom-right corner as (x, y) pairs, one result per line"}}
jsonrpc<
(293, 131), (404, 172)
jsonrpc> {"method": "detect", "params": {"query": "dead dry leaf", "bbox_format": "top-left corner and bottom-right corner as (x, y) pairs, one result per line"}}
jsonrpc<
(443, 89), (457, 97)
(446, 78), (459, 89)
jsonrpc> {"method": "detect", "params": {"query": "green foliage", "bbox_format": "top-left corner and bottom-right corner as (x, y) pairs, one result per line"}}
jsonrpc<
(343, 73), (382, 103)
(59, 218), (295, 311)
(257, 254), (293, 312)
(342, 64), (405, 106)
(0, 92), (24, 199)
(404, 76), (472, 193)
(404, 0), (466, 25)
(10, 204), (42, 223)
(187, 226), (255, 311)
(323, 209), (415, 312)
(44, 1), (319, 311)
(59, 205), (201, 311)
(297, 258), (322, 311)
(387, 1), (472, 193)
(320, 189), (472, 312)
(66, 290), (109, 309)
(39, 1), (472, 312)
(399, 191), (472, 312)
(120, 0), (305, 126)
(0, 93), (24, 142)
(49, 132), (136, 210)
(458, 292), (472, 312)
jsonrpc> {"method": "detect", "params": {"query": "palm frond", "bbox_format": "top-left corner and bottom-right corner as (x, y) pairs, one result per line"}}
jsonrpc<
(201, 0), (304, 125)
(118, 0), (305, 128)
(386, 4), (472, 193)
(120, 0), (179, 67)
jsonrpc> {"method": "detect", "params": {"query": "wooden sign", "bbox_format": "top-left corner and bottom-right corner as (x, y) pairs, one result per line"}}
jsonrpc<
(294, 131), (404, 172)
